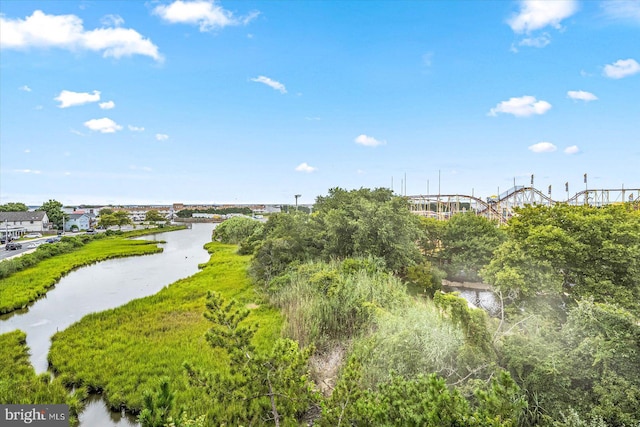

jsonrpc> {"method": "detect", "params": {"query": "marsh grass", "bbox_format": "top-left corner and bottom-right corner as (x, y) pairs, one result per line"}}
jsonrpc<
(48, 242), (282, 419)
(0, 239), (162, 314)
(0, 330), (84, 424)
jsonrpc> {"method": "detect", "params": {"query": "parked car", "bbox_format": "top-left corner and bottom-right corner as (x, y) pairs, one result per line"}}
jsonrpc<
(25, 233), (43, 238)
(5, 242), (22, 250)
(45, 237), (61, 243)
(86, 229), (96, 233)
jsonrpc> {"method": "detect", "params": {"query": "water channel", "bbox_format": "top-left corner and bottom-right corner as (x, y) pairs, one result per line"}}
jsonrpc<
(0, 223), (215, 426)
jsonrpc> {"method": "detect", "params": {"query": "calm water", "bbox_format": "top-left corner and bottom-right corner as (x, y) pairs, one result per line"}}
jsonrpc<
(0, 223), (215, 426)
(443, 285), (500, 316)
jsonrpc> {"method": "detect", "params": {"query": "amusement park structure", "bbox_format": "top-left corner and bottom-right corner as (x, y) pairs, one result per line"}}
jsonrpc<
(408, 186), (640, 224)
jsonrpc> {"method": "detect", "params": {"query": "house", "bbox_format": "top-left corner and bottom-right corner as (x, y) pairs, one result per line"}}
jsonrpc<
(65, 213), (91, 231)
(0, 211), (49, 240)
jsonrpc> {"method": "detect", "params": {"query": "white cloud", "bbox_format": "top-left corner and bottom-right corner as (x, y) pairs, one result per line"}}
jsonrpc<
(567, 90), (598, 101)
(518, 33), (551, 48)
(83, 117), (122, 133)
(24, 149), (31, 153)
(0, 10), (162, 61)
(489, 95), (552, 117)
(156, 133), (169, 141)
(128, 125), (145, 132)
(250, 76), (287, 93)
(528, 142), (557, 153)
(355, 134), (386, 147)
(153, 0), (259, 32)
(99, 100), (115, 110)
(19, 85), (32, 92)
(508, 0), (579, 33)
(295, 162), (317, 173)
(564, 145), (580, 154)
(15, 169), (42, 174)
(601, 1), (640, 23)
(101, 14), (124, 27)
(603, 58), (640, 79)
(55, 90), (100, 108)
(70, 129), (85, 136)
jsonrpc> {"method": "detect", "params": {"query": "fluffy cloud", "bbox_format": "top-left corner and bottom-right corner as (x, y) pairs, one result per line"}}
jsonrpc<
(295, 162), (317, 173)
(0, 10), (162, 61)
(156, 133), (169, 141)
(250, 76), (287, 93)
(528, 142), (557, 153)
(564, 145), (580, 154)
(567, 90), (598, 101)
(83, 117), (122, 133)
(128, 125), (145, 132)
(153, 0), (259, 32)
(19, 85), (32, 92)
(354, 134), (386, 147)
(55, 90), (100, 108)
(603, 58), (640, 79)
(489, 96), (552, 117)
(99, 100), (115, 110)
(508, 0), (578, 33)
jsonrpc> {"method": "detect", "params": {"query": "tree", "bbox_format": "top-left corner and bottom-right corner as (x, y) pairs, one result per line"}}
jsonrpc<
(98, 213), (118, 229)
(114, 210), (133, 229)
(37, 199), (66, 230)
(212, 216), (263, 245)
(0, 202), (29, 212)
(145, 210), (165, 223)
(184, 292), (317, 426)
(438, 213), (505, 282)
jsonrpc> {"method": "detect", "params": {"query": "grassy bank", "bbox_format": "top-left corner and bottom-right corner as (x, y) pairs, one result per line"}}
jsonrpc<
(48, 242), (282, 419)
(0, 239), (163, 314)
(0, 330), (84, 424)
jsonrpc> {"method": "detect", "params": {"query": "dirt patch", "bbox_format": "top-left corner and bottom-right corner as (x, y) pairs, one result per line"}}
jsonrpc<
(245, 303), (260, 310)
(309, 345), (346, 396)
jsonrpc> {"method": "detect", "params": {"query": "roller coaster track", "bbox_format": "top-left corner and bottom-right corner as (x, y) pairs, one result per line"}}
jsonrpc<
(408, 186), (639, 224)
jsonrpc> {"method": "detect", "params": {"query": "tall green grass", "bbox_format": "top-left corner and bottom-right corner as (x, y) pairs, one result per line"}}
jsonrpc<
(0, 330), (84, 424)
(0, 239), (162, 314)
(48, 242), (282, 420)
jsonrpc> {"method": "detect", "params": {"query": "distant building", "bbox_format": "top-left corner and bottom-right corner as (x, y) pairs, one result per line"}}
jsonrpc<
(0, 211), (49, 240)
(65, 213), (91, 231)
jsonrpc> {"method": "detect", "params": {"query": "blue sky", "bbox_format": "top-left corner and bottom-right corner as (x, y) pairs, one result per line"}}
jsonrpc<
(1, 0), (639, 206)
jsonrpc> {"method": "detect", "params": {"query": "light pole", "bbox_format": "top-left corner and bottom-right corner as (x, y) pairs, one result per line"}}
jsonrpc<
(294, 194), (301, 211)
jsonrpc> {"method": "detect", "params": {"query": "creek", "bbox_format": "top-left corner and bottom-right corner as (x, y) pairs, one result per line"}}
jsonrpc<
(0, 223), (215, 426)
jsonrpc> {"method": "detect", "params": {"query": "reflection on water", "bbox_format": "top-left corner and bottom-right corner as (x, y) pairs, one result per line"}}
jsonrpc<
(0, 224), (216, 427)
(443, 285), (500, 316)
(79, 395), (139, 427)
(0, 223), (215, 373)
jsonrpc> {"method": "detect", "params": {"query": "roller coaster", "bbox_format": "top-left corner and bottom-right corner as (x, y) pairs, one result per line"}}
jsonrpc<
(408, 186), (640, 224)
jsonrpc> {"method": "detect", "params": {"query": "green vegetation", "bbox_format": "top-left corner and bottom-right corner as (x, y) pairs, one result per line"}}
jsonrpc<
(212, 215), (263, 245)
(176, 206), (253, 218)
(48, 243), (283, 423)
(145, 209), (166, 222)
(0, 238), (162, 314)
(37, 199), (66, 230)
(0, 330), (85, 424)
(0, 202), (29, 211)
(8, 188), (639, 426)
